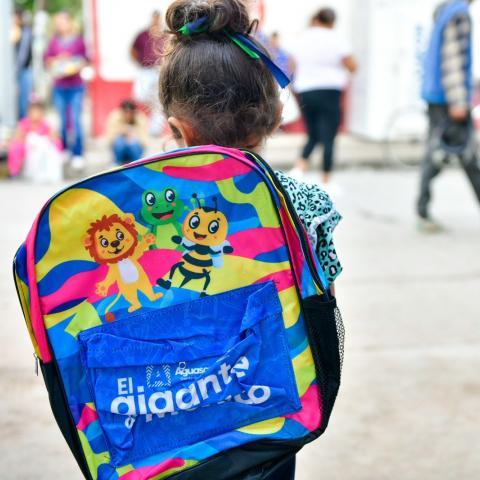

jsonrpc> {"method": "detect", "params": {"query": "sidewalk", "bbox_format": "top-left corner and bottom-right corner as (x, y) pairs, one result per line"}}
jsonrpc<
(263, 132), (425, 169)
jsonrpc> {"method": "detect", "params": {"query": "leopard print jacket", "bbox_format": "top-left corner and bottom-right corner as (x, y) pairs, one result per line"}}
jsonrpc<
(275, 171), (342, 284)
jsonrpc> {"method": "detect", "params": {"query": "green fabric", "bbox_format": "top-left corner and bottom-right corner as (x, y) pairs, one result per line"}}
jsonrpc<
(275, 171), (343, 284)
(224, 31), (260, 59)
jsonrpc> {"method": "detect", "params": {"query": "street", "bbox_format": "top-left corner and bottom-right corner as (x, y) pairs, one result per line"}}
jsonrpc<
(2, 163), (480, 479)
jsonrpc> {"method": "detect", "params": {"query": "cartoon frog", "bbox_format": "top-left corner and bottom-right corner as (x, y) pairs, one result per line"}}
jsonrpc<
(140, 188), (186, 249)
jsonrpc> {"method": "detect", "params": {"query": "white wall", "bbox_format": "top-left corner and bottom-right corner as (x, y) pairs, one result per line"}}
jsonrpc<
(262, 0), (352, 42)
(472, 0), (480, 80)
(347, 0), (440, 139)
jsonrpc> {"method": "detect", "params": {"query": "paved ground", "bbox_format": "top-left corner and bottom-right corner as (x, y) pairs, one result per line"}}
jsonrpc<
(1, 158), (480, 478)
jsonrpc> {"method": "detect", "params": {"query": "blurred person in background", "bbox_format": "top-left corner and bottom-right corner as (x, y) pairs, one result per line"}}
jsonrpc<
(7, 99), (63, 182)
(418, 0), (480, 231)
(44, 11), (88, 171)
(269, 32), (294, 78)
(105, 99), (148, 165)
(290, 7), (357, 184)
(268, 32), (300, 128)
(131, 10), (167, 136)
(11, 8), (33, 120)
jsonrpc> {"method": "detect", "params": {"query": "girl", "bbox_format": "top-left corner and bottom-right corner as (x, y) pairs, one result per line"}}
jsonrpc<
(105, 99), (149, 165)
(158, 0), (342, 478)
(8, 99), (63, 182)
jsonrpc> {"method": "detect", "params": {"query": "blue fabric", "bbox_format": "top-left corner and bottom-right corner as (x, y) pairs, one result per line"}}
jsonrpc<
(234, 33), (291, 89)
(112, 136), (144, 164)
(17, 67), (32, 119)
(422, 0), (472, 104)
(52, 85), (85, 156)
(78, 282), (300, 467)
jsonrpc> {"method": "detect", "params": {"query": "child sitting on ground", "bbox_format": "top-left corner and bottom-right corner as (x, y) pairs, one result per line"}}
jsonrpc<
(8, 99), (63, 183)
(104, 99), (149, 165)
(156, 1), (343, 477)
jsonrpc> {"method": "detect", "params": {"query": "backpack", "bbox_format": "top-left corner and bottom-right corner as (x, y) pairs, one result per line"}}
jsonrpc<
(13, 145), (344, 480)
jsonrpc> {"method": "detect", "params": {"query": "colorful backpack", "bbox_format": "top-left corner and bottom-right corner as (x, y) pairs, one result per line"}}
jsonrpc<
(13, 146), (344, 480)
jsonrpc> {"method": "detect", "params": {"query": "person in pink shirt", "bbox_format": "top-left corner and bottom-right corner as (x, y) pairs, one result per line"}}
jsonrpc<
(8, 100), (63, 182)
(131, 11), (167, 135)
(44, 11), (88, 170)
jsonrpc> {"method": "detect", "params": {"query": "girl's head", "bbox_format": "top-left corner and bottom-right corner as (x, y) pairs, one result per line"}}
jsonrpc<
(54, 11), (75, 37)
(27, 101), (46, 123)
(120, 99), (138, 124)
(159, 0), (281, 150)
(312, 8), (336, 28)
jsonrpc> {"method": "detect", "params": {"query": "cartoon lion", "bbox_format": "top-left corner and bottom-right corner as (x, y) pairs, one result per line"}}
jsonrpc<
(83, 213), (162, 318)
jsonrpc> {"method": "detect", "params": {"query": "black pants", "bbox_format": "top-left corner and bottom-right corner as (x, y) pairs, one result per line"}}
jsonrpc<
(417, 104), (480, 218)
(299, 89), (342, 173)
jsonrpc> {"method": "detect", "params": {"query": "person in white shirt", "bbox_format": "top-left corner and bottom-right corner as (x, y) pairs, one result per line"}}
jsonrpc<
(290, 8), (357, 184)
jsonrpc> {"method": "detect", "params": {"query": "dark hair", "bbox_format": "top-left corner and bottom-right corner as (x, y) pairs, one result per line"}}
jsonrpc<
(120, 99), (137, 112)
(313, 7), (336, 26)
(28, 99), (45, 110)
(159, 0), (280, 147)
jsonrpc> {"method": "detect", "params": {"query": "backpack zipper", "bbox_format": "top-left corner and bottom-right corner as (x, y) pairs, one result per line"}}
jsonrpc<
(240, 150), (329, 297)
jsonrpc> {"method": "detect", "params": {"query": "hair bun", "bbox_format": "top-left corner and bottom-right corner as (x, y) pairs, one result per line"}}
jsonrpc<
(166, 0), (252, 39)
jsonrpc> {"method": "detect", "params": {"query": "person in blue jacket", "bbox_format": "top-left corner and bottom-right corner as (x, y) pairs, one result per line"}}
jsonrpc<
(418, 0), (480, 231)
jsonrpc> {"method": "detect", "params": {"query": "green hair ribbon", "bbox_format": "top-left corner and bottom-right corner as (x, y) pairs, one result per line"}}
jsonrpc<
(177, 16), (290, 88)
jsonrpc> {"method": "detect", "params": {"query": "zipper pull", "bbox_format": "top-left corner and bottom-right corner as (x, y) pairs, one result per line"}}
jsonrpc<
(33, 353), (39, 376)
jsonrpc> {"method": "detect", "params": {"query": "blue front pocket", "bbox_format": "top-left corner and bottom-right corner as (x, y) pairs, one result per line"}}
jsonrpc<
(78, 282), (301, 466)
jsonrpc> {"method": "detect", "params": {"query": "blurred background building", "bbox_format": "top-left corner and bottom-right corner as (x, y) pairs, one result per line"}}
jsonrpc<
(1, 0), (480, 141)
(82, 0), (480, 139)
(0, 0), (480, 140)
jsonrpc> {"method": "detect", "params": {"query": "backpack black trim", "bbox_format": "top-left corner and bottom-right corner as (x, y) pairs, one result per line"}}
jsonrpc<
(40, 360), (93, 480)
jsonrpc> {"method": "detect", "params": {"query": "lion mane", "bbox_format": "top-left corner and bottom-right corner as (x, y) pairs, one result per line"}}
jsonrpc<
(84, 214), (138, 264)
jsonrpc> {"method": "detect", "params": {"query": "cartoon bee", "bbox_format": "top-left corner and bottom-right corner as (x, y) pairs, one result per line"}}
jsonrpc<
(157, 194), (233, 296)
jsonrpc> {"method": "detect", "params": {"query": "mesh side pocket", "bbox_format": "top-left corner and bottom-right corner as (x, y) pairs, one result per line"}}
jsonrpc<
(335, 305), (345, 371)
(302, 295), (344, 434)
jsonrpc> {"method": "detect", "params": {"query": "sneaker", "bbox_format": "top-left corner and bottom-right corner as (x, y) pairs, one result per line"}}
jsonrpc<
(62, 150), (72, 164)
(417, 216), (444, 233)
(321, 181), (343, 197)
(71, 156), (85, 171)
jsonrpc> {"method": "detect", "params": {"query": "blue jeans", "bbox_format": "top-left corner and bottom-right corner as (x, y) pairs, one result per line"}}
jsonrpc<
(17, 67), (33, 119)
(112, 136), (144, 164)
(52, 85), (85, 156)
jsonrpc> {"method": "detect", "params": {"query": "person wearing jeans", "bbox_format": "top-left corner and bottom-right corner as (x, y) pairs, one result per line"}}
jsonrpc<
(418, 0), (480, 231)
(44, 11), (88, 171)
(111, 136), (144, 165)
(52, 85), (85, 161)
(290, 7), (357, 184)
(105, 99), (148, 165)
(12, 8), (33, 119)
